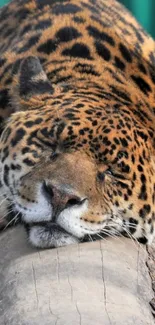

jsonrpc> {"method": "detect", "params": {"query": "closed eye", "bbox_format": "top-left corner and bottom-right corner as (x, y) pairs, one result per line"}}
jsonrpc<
(105, 168), (126, 180)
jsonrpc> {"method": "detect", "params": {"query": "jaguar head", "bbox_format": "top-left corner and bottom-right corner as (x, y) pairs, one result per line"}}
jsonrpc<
(1, 56), (155, 247)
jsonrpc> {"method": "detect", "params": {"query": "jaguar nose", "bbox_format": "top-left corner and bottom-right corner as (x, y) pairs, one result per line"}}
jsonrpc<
(42, 181), (86, 213)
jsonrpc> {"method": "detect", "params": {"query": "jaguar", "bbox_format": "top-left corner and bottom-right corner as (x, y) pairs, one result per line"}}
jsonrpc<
(0, 0), (155, 248)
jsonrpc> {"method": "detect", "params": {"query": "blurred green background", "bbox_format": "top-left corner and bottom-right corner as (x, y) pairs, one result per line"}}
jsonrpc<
(0, 0), (155, 38)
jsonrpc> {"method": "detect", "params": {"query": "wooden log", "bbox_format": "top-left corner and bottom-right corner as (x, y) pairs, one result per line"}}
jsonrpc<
(0, 226), (154, 325)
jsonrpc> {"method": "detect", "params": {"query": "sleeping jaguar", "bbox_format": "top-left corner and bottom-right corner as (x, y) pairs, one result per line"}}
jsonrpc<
(0, 0), (155, 248)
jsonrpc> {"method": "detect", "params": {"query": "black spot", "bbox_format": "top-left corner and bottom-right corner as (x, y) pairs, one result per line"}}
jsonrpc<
(138, 237), (147, 244)
(132, 172), (136, 181)
(56, 27), (81, 42)
(117, 151), (128, 159)
(35, 19), (52, 30)
(5, 78), (13, 85)
(34, 118), (43, 124)
(95, 41), (111, 61)
(103, 128), (111, 134)
(138, 184), (147, 200)
(1, 147), (9, 163)
(149, 51), (155, 66)
(139, 204), (151, 218)
(17, 34), (41, 53)
(11, 163), (21, 171)
(0, 89), (10, 109)
(54, 75), (72, 83)
(124, 194), (128, 201)
(73, 16), (85, 24)
(56, 122), (66, 138)
(38, 39), (57, 54)
(0, 58), (6, 67)
(131, 75), (151, 95)
(114, 56), (125, 71)
(75, 103), (84, 108)
(137, 130), (148, 141)
(22, 147), (31, 155)
(115, 201), (119, 207)
(36, 0), (67, 9)
(64, 113), (79, 120)
(119, 43), (132, 62)
(139, 156), (144, 165)
(23, 158), (35, 167)
(102, 136), (111, 146)
(138, 63), (147, 74)
(152, 192), (155, 204)
(137, 164), (143, 172)
(53, 4), (82, 15)
(122, 164), (130, 173)
(16, 8), (30, 22)
(129, 218), (138, 225)
(20, 24), (32, 36)
(0, 6), (10, 22)
(3, 164), (9, 187)
(114, 137), (120, 145)
(141, 174), (146, 183)
(117, 181), (128, 189)
(24, 121), (35, 128)
(24, 118), (43, 128)
(149, 67), (155, 84)
(79, 129), (84, 135)
(120, 138), (128, 147)
(4, 28), (14, 38)
(11, 128), (26, 147)
(87, 26), (115, 46)
(150, 224), (154, 234)
(47, 66), (65, 80)
(110, 86), (132, 103)
(128, 204), (133, 210)
(92, 120), (97, 126)
(75, 63), (100, 76)
(62, 43), (92, 59)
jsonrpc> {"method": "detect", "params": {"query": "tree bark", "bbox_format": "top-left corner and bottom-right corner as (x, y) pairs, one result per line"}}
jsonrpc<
(0, 226), (154, 325)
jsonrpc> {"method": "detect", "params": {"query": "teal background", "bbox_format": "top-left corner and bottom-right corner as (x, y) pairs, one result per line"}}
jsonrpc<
(120, 0), (155, 38)
(0, 0), (9, 6)
(0, 0), (155, 38)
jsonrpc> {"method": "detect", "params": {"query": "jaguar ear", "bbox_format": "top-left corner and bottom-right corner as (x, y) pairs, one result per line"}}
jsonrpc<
(10, 56), (54, 111)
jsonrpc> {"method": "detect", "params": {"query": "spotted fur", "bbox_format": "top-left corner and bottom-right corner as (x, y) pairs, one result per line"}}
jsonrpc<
(0, 0), (155, 248)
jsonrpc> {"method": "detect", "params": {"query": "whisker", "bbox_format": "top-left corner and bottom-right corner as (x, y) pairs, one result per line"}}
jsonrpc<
(108, 216), (138, 231)
(101, 224), (130, 244)
(0, 197), (8, 207)
(4, 211), (20, 230)
(0, 193), (9, 197)
(0, 208), (15, 221)
(100, 229), (121, 240)
(96, 233), (107, 241)
(88, 234), (93, 242)
(107, 216), (139, 247)
(121, 226), (146, 253)
(107, 216), (146, 251)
